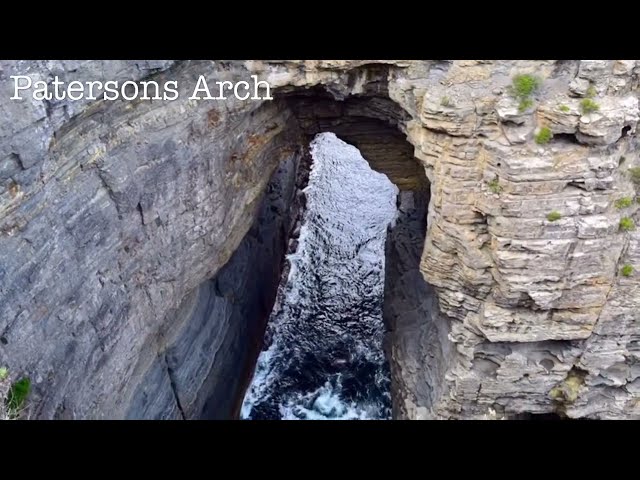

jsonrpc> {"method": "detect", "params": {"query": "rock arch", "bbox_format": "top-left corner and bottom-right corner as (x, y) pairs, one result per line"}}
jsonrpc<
(1, 60), (638, 419)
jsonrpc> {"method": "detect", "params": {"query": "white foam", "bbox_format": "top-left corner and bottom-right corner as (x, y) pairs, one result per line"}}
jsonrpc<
(278, 378), (381, 421)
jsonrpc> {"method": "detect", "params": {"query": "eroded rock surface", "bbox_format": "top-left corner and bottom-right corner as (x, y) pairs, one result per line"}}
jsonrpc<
(1, 60), (639, 419)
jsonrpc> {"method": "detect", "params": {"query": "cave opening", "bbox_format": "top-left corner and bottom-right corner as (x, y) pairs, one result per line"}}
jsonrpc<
(233, 82), (436, 419)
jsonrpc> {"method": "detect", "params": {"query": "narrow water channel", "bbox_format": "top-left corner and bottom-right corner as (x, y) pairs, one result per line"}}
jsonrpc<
(240, 132), (398, 420)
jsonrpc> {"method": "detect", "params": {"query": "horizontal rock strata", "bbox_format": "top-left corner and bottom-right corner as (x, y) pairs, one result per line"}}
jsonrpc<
(0, 60), (638, 419)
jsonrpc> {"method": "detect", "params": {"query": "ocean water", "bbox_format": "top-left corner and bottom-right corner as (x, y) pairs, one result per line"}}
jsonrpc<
(240, 132), (398, 420)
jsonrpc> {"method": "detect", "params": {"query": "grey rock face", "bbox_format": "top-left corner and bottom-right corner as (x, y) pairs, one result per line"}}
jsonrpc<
(383, 188), (455, 417)
(126, 155), (303, 419)
(1, 59), (639, 419)
(0, 60), (300, 418)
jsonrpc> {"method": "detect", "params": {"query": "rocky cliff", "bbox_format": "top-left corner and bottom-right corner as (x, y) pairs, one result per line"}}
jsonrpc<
(1, 60), (638, 419)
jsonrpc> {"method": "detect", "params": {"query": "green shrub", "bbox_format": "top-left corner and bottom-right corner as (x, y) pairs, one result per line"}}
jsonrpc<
(619, 217), (635, 231)
(511, 74), (541, 113)
(580, 98), (600, 114)
(558, 104), (570, 112)
(0, 367), (7, 381)
(441, 96), (451, 107)
(535, 127), (553, 145)
(512, 74), (541, 98)
(621, 264), (634, 277)
(488, 178), (503, 194)
(586, 85), (597, 98)
(615, 197), (633, 209)
(547, 211), (562, 222)
(6, 377), (30, 416)
(629, 167), (640, 185)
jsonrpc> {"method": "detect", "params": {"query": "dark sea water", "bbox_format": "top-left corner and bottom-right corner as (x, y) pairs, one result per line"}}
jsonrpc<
(241, 133), (398, 420)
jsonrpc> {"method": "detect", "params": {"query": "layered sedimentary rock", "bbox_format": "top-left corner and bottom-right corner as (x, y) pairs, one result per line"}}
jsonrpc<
(1, 60), (639, 419)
